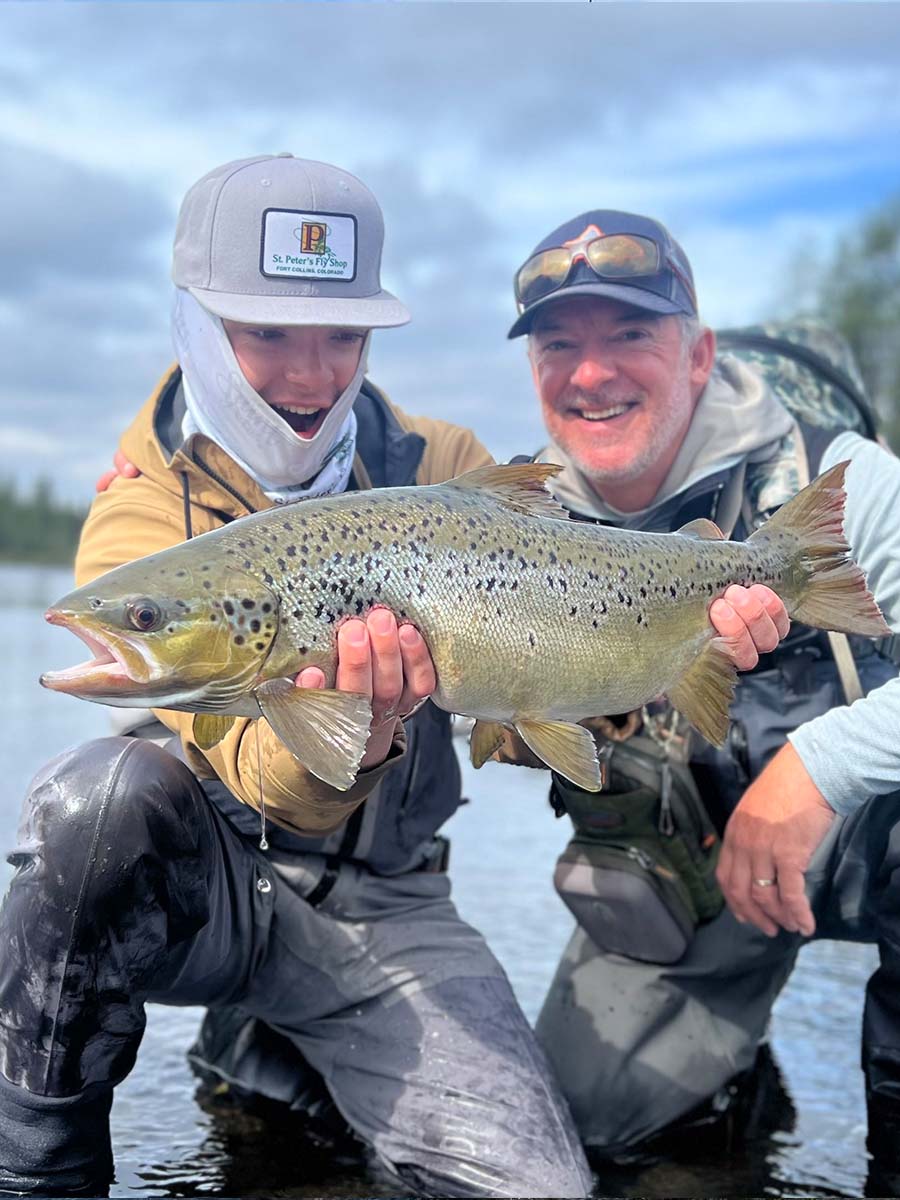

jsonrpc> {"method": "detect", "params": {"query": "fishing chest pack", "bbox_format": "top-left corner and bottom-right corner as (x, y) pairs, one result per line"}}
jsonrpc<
(544, 318), (894, 965)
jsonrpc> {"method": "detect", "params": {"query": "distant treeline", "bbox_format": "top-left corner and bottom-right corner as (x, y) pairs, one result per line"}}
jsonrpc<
(0, 480), (86, 565)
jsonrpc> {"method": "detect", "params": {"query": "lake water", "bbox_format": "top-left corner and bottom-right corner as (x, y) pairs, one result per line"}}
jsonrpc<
(0, 563), (880, 1197)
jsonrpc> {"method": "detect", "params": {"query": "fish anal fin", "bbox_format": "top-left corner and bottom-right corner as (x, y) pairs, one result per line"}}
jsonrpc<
(446, 464), (570, 521)
(667, 638), (738, 748)
(469, 719), (507, 769)
(194, 714), (235, 751)
(255, 679), (372, 791)
(677, 518), (725, 540)
(514, 719), (602, 792)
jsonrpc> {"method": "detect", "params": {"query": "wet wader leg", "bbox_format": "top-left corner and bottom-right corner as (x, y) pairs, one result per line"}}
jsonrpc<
(535, 911), (800, 1155)
(831, 789), (900, 1194)
(240, 866), (591, 1199)
(0, 737), (260, 1195)
(322, 975), (591, 1199)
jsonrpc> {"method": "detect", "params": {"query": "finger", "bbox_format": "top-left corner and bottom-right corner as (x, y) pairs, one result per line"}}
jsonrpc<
(719, 838), (778, 936)
(334, 619), (373, 697)
(295, 666), (326, 689)
(709, 599), (758, 670)
(366, 609), (403, 722)
(397, 624), (437, 712)
(113, 449), (140, 478)
(773, 864), (816, 937)
(95, 470), (116, 494)
(750, 584), (791, 641)
(723, 584), (781, 655)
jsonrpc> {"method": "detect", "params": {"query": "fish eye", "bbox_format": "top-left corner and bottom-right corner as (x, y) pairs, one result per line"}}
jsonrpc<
(127, 599), (163, 632)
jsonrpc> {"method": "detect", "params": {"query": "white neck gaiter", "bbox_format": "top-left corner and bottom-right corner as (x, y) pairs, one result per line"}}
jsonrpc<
(172, 288), (367, 501)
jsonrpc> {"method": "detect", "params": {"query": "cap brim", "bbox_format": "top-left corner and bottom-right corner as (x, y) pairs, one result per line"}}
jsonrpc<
(507, 281), (685, 339)
(189, 286), (410, 329)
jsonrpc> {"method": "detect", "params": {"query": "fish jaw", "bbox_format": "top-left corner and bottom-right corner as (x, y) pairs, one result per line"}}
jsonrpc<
(40, 608), (204, 708)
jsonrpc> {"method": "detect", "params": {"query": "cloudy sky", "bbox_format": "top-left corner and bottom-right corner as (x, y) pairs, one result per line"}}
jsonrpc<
(2, 2), (900, 504)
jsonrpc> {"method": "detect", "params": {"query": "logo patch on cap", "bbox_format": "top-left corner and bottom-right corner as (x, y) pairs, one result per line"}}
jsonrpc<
(260, 209), (357, 281)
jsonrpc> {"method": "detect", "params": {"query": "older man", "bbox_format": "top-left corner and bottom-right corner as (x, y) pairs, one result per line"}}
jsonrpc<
(506, 209), (900, 1182)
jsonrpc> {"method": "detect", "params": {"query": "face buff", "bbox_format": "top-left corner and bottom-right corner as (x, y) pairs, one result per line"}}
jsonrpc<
(172, 288), (368, 501)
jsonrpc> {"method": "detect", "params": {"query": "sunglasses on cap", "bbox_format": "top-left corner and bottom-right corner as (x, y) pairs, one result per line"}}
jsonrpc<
(514, 232), (697, 315)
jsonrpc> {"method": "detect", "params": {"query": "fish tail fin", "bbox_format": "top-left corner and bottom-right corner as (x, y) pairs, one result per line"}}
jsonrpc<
(749, 460), (889, 638)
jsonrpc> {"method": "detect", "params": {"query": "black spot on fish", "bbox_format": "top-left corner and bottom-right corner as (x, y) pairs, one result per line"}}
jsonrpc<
(203, 581), (212, 590)
(210, 614), (217, 622)
(241, 599), (255, 610)
(255, 642), (265, 651)
(250, 619), (261, 633)
(234, 635), (245, 645)
(570, 606), (577, 616)
(549, 551), (557, 565)
(528, 632), (535, 648)
(243, 560), (252, 570)
(298, 643), (307, 653)
(224, 600), (235, 616)
(592, 619), (599, 629)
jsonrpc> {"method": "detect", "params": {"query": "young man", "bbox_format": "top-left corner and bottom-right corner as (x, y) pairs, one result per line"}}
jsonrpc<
(506, 209), (900, 1184)
(0, 165), (784, 1199)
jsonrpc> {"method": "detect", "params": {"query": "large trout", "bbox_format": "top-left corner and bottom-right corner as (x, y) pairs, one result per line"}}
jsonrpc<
(42, 462), (889, 791)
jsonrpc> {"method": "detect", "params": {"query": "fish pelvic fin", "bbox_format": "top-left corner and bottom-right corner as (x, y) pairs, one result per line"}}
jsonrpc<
(469, 719), (507, 769)
(749, 460), (890, 638)
(514, 719), (602, 792)
(677, 517), (725, 540)
(193, 714), (236, 751)
(446, 464), (571, 521)
(668, 639), (737, 748)
(255, 679), (372, 791)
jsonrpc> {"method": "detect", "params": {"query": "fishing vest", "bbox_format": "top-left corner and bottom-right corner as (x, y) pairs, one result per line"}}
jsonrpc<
(157, 373), (463, 875)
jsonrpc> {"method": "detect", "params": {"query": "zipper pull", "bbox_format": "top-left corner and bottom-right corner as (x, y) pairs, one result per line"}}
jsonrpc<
(658, 761), (675, 836)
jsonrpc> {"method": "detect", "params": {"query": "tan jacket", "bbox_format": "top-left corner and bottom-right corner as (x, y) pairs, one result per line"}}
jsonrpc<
(76, 366), (492, 836)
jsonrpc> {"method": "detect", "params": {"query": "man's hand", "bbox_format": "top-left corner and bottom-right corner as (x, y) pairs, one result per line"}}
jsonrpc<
(295, 608), (437, 770)
(716, 742), (835, 938)
(96, 449), (140, 493)
(709, 584), (789, 669)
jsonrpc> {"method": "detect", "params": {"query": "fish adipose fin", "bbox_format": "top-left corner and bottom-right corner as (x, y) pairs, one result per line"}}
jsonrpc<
(469, 719), (507, 769)
(668, 640), (738, 748)
(677, 518), (725, 540)
(750, 461), (890, 638)
(447, 464), (571, 521)
(255, 679), (373, 791)
(514, 719), (602, 792)
(193, 714), (236, 750)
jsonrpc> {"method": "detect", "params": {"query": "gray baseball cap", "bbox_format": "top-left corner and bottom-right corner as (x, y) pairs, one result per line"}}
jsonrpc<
(172, 154), (410, 328)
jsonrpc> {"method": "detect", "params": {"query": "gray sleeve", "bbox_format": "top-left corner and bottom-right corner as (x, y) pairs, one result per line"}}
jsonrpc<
(787, 432), (900, 814)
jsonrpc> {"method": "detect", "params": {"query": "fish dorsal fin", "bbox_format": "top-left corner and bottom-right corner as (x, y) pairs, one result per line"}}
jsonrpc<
(446, 464), (570, 521)
(676, 518), (726, 540)
(667, 638), (737, 748)
(255, 679), (372, 791)
(514, 719), (602, 792)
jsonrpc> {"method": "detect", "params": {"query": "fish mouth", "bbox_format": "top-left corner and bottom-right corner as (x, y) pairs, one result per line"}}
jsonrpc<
(270, 401), (331, 440)
(40, 610), (138, 696)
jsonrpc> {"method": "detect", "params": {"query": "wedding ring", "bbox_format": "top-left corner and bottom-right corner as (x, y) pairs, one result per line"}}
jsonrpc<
(753, 877), (776, 888)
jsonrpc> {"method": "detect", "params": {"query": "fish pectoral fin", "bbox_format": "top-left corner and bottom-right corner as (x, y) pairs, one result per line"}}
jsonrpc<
(469, 719), (507, 769)
(676, 517), (726, 540)
(255, 679), (373, 792)
(514, 719), (602, 792)
(445, 464), (570, 521)
(667, 638), (738, 748)
(193, 714), (236, 751)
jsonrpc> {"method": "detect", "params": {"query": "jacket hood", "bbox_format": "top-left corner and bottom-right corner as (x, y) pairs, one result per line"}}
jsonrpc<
(541, 354), (795, 527)
(119, 366), (415, 521)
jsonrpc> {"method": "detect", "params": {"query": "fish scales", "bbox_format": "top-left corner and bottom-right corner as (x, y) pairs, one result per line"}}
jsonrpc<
(41, 462), (890, 792)
(211, 482), (797, 721)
